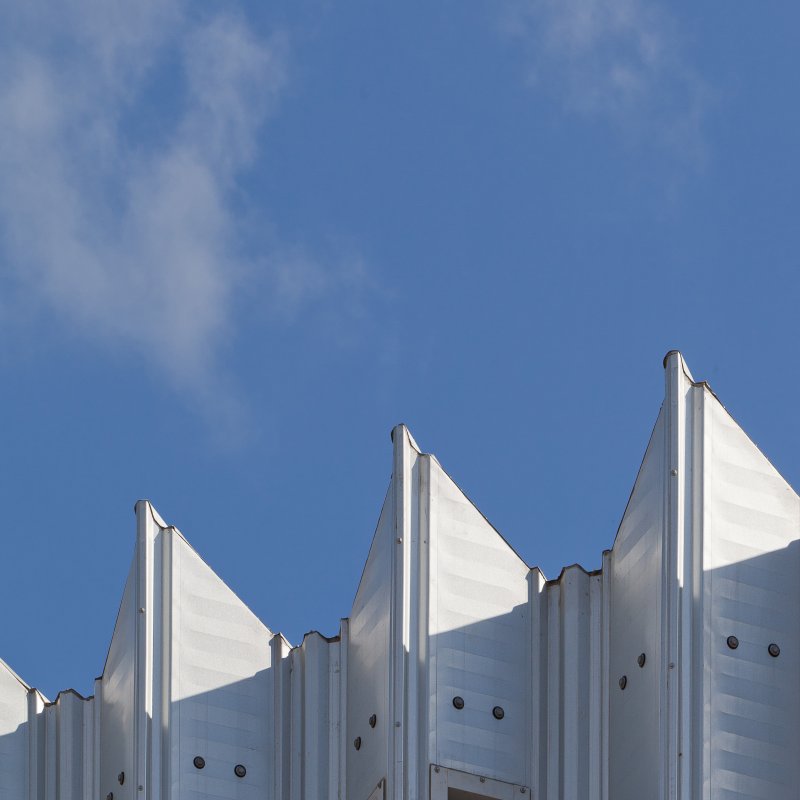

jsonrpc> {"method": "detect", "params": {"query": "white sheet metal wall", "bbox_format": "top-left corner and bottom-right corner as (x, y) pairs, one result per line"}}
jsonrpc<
(100, 558), (136, 800)
(529, 565), (606, 800)
(0, 660), (29, 797)
(702, 374), (800, 797)
(426, 457), (530, 784)
(2, 352), (799, 800)
(169, 521), (274, 800)
(608, 408), (665, 800)
(347, 490), (392, 800)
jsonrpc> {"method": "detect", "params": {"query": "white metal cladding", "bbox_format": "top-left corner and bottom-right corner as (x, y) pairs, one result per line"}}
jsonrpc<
(169, 526), (274, 800)
(100, 557), (136, 800)
(608, 407), (665, 800)
(427, 459), (530, 784)
(2, 352), (800, 799)
(347, 488), (393, 800)
(0, 660), (29, 797)
(704, 384), (800, 797)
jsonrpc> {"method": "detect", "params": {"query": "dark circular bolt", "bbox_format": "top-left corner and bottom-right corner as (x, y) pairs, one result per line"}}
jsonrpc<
(452, 696), (464, 710)
(727, 635), (739, 650)
(234, 765), (246, 778)
(354, 736), (362, 751)
(369, 714), (377, 728)
(492, 706), (505, 720)
(193, 756), (205, 770)
(768, 643), (780, 658)
(118, 772), (125, 785)
(637, 653), (646, 668)
(619, 675), (627, 690)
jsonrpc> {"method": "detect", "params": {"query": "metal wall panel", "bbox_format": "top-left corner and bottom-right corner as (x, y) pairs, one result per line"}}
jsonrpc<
(99, 557), (137, 800)
(27, 689), (46, 800)
(53, 691), (91, 800)
(169, 529), (273, 800)
(303, 634), (329, 800)
(290, 632), (342, 800)
(527, 569), (546, 799)
(347, 488), (393, 800)
(0, 659), (29, 798)
(43, 703), (55, 800)
(544, 577), (561, 800)
(271, 633), (292, 800)
(393, 430), (423, 800)
(705, 397), (800, 797)
(531, 566), (604, 800)
(332, 622), (347, 800)
(289, 642), (303, 800)
(427, 459), (529, 785)
(557, 567), (593, 800)
(608, 407), (665, 800)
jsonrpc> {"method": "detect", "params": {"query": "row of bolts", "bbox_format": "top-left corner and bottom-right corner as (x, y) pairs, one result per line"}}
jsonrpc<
(107, 701), (506, 789)
(106, 761), (246, 798)
(107, 638), (779, 795)
(354, 701), (506, 751)
(619, 638), (780, 691)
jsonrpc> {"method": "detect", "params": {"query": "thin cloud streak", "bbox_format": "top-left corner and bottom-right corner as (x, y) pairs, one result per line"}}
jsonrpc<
(502, 0), (709, 158)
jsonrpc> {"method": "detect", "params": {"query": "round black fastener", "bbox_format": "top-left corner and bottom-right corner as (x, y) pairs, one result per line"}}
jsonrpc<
(492, 706), (505, 720)
(619, 675), (627, 690)
(118, 771), (125, 785)
(637, 653), (646, 668)
(768, 643), (781, 658)
(369, 714), (377, 728)
(727, 635), (739, 650)
(354, 737), (362, 751)
(193, 756), (206, 770)
(234, 765), (247, 778)
(452, 696), (465, 710)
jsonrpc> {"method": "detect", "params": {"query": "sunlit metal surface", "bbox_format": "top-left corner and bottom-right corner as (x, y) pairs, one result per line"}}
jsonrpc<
(1, 352), (798, 799)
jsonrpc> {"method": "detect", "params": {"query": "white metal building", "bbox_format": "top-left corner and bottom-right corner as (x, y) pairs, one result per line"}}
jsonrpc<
(2, 351), (798, 799)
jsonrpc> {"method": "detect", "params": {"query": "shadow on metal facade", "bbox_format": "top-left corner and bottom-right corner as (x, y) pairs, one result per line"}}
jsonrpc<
(1, 351), (798, 799)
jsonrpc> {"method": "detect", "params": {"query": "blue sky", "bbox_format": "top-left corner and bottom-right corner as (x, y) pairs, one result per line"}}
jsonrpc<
(1, 1), (799, 699)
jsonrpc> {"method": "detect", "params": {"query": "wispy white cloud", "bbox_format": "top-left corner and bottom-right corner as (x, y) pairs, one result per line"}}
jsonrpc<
(268, 245), (371, 321)
(0, 2), (361, 438)
(501, 0), (709, 156)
